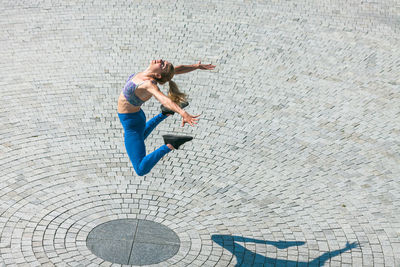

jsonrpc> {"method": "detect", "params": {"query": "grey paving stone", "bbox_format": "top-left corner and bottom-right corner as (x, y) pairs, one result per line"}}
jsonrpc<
(129, 242), (180, 265)
(86, 219), (137, 241)
(86, 239), (132, 265)
(134, 232), (180, 246)
(135, 220), (180, 245)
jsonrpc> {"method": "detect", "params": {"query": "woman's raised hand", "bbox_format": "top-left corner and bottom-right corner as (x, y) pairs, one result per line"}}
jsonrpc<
(195, 61), (216, 70)
(181, 112), (201, 127)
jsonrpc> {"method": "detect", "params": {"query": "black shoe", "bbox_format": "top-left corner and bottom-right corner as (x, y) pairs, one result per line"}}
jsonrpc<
(161, 101), (189, 115)
(163, 135), (193, 149)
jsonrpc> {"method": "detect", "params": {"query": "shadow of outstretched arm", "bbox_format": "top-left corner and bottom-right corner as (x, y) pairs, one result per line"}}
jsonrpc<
(309, 242), (359, 266)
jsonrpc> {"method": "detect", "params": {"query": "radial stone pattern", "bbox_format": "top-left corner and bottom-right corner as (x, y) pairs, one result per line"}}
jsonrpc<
(1, 1), (399, 266)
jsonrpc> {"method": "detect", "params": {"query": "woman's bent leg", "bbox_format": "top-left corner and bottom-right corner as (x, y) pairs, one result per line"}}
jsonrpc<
(124, 131), (146, 173)
(125, 132), (171, 176)
(144, 113), (168, 140)
(135, 145), (171, 175)
(119, 111), (170, 176)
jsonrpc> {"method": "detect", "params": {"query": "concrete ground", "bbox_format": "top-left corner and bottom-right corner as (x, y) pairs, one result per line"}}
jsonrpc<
(0, 0), (399, 266)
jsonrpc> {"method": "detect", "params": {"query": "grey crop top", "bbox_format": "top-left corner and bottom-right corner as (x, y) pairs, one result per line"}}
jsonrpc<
(122, 73), (146, 106)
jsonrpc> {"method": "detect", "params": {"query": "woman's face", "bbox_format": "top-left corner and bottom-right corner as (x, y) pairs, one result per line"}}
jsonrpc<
(150, 59), (170, 73)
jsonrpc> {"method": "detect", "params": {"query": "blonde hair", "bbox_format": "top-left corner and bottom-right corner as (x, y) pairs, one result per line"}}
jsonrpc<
(155, 64), (187, 104)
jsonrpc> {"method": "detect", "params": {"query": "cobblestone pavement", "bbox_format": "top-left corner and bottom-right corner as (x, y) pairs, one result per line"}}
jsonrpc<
(1, 0), (399, 266)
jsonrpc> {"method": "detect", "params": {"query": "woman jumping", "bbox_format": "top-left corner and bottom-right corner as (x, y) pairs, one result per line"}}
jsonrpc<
(117, 59), (215, 176)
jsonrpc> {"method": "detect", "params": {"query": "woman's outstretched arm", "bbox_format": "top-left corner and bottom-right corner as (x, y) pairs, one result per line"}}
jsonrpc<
(147, 83), (200, 127)
(174, 61), (216, 75)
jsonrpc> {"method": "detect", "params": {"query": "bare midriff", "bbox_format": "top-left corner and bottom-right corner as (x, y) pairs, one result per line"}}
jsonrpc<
(117, 93), (141, 114)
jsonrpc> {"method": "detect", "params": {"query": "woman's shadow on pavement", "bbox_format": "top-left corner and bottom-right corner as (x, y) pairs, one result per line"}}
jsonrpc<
(212, 235), (358, 266)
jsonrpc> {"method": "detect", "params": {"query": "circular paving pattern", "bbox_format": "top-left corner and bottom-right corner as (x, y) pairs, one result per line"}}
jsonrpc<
(86, 219), (180, 265)
(1, 0), (399, 266)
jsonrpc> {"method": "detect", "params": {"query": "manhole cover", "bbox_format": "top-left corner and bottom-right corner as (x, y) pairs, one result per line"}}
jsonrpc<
(86, 219), (180, 265)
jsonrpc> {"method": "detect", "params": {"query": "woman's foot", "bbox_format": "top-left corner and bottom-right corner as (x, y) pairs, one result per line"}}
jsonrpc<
(163, 135), (193, 149)
(161, 101), (189, 116)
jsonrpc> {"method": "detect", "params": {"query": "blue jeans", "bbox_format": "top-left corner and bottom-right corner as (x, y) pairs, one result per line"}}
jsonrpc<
(118, 109), (171, 176)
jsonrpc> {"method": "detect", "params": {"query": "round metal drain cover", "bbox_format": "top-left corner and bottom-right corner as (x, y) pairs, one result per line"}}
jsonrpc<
(86, 219), (180, 265)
